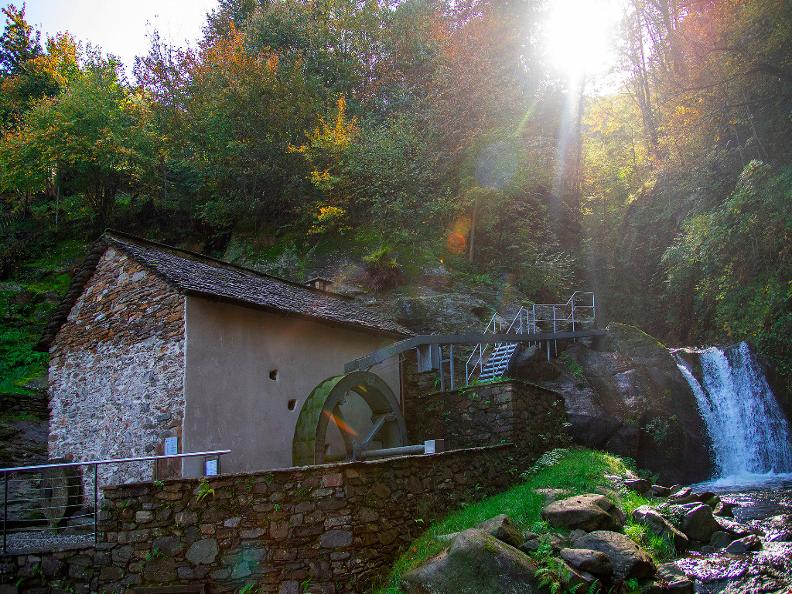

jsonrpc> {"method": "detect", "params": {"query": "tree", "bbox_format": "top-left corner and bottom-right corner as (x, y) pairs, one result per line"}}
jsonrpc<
(0, 3), (40, 76)
(0, 56), (161, 227)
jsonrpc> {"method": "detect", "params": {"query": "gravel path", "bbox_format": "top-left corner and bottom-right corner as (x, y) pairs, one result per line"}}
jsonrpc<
(3, 531), (93, 554)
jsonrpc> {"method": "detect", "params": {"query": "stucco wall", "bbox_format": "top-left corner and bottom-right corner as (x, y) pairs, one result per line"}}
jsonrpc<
(182, 297), (401, 474)
(48, 248), (186, 487)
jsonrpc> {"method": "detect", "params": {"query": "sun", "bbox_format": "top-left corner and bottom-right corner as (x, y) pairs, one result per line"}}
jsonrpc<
(542, 0), (625, 81)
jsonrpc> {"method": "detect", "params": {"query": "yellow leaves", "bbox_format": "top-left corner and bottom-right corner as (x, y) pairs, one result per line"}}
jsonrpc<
(310, 169), (332, 184)
(295, 95), (358, 154)
(309, 205), (349, 235)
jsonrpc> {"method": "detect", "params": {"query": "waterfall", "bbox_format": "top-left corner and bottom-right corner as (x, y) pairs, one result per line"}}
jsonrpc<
(673, 341), (792, 484)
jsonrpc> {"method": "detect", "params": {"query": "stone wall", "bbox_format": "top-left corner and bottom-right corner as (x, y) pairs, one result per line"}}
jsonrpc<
(48, 246), (186, 487)
(3, 444), (548, 594)
(404, 379), (570, 461)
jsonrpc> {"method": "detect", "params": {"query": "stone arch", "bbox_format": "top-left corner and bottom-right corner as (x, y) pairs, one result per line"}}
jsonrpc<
(292, 371), (407, 466)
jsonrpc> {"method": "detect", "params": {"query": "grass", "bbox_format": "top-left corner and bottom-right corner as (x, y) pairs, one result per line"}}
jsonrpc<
(372, 448), (634, 594)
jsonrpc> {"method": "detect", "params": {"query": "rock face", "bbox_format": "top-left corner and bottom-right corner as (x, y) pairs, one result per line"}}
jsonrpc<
(632, 505), (689, 551)
(542, 494), (625, 532)
(527, 323), (713, 484)
(400, 529), (541, 594)
(572, 530), (656, 581)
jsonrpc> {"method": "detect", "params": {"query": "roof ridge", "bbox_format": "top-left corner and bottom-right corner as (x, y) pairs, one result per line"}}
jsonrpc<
(103, 229), (356, 302)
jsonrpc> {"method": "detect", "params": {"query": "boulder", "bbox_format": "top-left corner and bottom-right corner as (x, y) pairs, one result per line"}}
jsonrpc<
(572, 530), (655, 581)
(646, 563), (693, 594)
(541, 494), (625, 532)
(681, 504), (720, 542)
(624, 478), (651, 494)
(668, 488), (697, 504)
(477, 515), (524, 548)
(559, 548), (613, 576)
(519, 538), (540, 554)
(713, 500), (736, 517)
(651, 485), (672, 497)
(709, 531), (732, 550)
(401, 529), (541, 594)
(559, 561), (599, 591)
(631, 505), (689, 551)
(715, 516), (755, 538)
(724, 535), (762, 554)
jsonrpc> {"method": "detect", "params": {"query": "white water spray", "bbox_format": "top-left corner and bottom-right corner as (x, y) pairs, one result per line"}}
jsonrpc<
(673, 342), (792, 485)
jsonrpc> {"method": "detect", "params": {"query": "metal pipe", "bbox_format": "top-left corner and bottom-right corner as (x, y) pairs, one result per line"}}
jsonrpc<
(0, 450), (231, 474)
(359, 444), (426, 459)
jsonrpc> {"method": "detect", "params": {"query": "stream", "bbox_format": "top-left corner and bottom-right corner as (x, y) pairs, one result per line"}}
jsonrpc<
(672, 343), (792, 593)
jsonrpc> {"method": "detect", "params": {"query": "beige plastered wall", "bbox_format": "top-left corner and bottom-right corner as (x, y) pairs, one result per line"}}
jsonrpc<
(181, 295), (401, 475)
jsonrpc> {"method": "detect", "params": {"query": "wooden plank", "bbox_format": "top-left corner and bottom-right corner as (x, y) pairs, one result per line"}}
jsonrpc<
(345, 329), (606, 372)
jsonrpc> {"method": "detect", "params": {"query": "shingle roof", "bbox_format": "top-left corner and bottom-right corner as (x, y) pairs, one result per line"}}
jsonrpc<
(38, 231), (411, 350)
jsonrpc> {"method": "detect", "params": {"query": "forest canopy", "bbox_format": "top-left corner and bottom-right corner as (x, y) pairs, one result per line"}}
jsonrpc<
(1, 0), (791, 392)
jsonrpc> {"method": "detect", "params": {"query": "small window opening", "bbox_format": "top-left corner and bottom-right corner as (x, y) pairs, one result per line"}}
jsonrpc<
(269, 369), (278, 381)
(288, 399), (297, 411)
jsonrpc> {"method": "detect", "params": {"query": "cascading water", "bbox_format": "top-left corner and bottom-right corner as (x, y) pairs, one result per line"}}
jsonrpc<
(673, 341), (792, 485)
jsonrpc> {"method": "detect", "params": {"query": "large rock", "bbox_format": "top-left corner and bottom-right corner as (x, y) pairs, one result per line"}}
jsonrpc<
(477, 515), (524, 548)
(681, 504), (721, 542)
(541, 494), (625, 532)
(647, 563), (693, 594)
(624, 478), (651, 494)
(572, 530), (656, 581)
(401, 529), (541, 594)
(723, 535), (762, 554)
(632, 505), (689, 551)
(559, 548), (613, 576)
(530, 323), (713, 484)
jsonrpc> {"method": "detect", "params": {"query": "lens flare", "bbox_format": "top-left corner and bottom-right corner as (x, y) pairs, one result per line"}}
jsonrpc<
(322, 409), (358, 438)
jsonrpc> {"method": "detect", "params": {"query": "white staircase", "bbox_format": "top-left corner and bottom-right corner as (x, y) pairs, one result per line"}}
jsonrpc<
(477, 342), (519, 381)
(464, 291), (596, 385)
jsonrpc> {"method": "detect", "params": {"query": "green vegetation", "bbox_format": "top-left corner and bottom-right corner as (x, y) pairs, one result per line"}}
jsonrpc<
(0, 238), (85, 394)
(1, 0), (791, 392)
(374, 448), (634, 594)
(195, 479), (215, 503)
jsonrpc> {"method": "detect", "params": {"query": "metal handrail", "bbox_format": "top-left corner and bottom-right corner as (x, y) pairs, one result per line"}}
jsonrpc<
(464, 292), (596, 384)
(0, 450), (231, 474)
(2, 450), (230, 553)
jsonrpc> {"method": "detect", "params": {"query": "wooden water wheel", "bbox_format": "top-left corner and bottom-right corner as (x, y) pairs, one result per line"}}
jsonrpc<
(292, 371), (407, 466)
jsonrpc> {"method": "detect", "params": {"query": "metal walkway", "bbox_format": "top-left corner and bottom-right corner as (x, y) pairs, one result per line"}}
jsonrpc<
(465, 291), (596, 384)
(345, 292), (600, 390)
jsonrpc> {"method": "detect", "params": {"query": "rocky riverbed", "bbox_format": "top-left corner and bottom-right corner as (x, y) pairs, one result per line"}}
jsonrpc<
(397, 471), (792, 594)
(674, 479), (792, 594)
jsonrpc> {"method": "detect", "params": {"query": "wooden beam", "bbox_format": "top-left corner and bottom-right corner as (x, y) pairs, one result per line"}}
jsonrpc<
(345, 329), (606, 372)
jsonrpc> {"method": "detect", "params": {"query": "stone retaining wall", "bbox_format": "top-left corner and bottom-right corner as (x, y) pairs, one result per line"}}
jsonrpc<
(1, 440), (569, 594)
(405, 379), (570, 457)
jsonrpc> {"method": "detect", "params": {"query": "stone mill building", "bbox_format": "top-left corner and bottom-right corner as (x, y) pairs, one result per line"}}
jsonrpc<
(38, 231), (409, 484)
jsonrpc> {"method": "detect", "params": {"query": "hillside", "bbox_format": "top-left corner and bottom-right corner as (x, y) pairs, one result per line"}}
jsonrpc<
(1, 0), (791, 395)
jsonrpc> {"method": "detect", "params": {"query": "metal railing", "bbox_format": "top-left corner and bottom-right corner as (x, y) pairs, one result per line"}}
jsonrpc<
(465, 291), (596, 384)
(1, 450), (230, 554)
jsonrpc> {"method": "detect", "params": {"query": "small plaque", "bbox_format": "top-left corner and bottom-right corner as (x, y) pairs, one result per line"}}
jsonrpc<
(164, 437), (178, 456)
(204, 459), (218, 476)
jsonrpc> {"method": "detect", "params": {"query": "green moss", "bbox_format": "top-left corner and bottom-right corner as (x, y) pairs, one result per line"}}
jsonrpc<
(372, 449), (633, 594)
